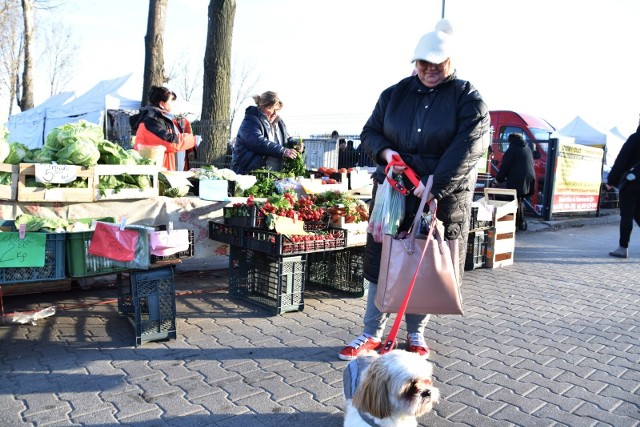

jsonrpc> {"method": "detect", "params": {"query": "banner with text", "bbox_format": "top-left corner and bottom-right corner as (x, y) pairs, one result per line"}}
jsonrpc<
(551, 142), (602, 213)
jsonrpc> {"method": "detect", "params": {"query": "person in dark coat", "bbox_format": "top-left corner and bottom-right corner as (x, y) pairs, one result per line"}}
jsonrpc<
(338, 19), (489, 361)
(605, 124), (640, 258)
(495, 133), (536, 231)
(231, 91), (302, 174)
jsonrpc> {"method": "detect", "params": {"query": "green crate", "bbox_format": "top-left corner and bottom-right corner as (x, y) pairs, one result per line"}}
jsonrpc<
(66, 226), (151, 278)
(0, 229), (66, 285)
(229, 247), (305, 315)
(307, 246), (367, 296)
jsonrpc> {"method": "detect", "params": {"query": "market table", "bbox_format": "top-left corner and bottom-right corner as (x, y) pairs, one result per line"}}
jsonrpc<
(0, 195), (238, 272)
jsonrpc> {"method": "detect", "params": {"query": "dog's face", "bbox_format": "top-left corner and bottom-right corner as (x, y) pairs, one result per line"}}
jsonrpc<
(351, 350), (439, 422)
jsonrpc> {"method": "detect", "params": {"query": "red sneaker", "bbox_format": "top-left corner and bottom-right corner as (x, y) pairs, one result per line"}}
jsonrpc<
(406, 333), (430, 359)
(338, 334), (382, 361)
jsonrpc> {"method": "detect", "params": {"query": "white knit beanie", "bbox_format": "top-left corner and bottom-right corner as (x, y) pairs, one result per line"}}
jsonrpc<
(411, 19), (454, 64)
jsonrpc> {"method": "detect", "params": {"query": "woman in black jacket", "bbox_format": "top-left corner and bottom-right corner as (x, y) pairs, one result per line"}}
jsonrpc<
(231, 91), (302, 174)
(606, 124), (640, 258)
(496, 133), (536, 231)
(338, 19), (489, 361)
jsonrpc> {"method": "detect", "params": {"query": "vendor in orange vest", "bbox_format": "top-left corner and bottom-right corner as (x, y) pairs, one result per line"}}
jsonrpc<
(130, 86), (195, 171)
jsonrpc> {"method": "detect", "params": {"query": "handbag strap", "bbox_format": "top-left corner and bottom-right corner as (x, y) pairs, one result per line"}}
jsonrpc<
(380, 177), (437, 355)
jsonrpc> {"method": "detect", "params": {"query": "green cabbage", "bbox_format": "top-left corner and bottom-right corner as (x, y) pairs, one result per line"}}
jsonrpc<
(14, 214), (69, 232)
(55, 138), (101, 166)
(0, 172), (11, 185)
(55, 120), (104, 144)
(4, 142), (29, 164)
(97, 140), (136, 165)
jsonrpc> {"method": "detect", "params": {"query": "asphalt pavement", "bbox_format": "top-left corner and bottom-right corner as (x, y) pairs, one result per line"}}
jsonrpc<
(0, 212), (638, 427)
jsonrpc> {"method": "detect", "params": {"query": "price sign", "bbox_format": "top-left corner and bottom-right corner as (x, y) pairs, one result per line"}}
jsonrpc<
(35, 164), (78, 184)
(0, 232), (47, 267)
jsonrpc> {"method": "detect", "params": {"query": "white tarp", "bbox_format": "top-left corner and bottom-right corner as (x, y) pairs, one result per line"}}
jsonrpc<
(556, 116), (624, 166)
(44, 73), (140, 141)
(6, 91), (76, 148)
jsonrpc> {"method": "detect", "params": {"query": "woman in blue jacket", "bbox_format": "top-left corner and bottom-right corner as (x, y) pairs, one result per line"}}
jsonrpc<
(231, 91), (302, 174)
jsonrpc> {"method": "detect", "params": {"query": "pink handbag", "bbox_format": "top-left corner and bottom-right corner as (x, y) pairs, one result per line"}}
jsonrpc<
(375, 177), (463, 315)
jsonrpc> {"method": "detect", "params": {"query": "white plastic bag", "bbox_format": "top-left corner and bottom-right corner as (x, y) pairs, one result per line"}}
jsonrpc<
(367, 169), (405, 242)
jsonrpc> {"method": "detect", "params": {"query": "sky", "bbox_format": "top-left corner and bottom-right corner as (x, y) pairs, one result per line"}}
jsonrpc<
(2, 0), (640, 139)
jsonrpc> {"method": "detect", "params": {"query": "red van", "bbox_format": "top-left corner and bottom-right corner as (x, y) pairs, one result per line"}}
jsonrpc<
(489, 110), (555, 183)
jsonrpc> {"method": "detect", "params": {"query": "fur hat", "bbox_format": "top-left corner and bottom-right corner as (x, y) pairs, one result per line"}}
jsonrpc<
(411, 19), (454, 64)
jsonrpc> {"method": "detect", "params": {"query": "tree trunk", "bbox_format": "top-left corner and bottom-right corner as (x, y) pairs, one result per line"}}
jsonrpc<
(141, 0), (167, 107)
(18, 0), (34, 111)
(200, 0), (235, 167)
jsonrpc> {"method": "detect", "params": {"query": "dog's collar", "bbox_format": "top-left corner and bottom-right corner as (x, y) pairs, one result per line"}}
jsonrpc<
(357, 409), (379, 427)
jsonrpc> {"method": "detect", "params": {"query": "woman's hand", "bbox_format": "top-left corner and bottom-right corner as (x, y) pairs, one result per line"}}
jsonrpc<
(283, 148), (297, 159)
(412, 181), (434, 201)
(381, 149), (406, 174)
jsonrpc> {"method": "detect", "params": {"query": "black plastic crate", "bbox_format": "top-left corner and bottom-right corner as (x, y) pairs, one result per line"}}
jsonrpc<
(117, 266), (177, 346)
(223, 205), (265, 228)
(150, 228), (194, 262)
(307, 246), (367, 296)
(0, 221), (66, 284)
(470, 206), (492, 231)
(228, 247), (305, 315)
(465, 229), (488, 271)
(208, 221), (245, 246)
(244, 228), (346, 255)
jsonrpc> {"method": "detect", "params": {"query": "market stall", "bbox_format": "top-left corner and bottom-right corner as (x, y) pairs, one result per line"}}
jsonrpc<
(0, 196), (230, 271)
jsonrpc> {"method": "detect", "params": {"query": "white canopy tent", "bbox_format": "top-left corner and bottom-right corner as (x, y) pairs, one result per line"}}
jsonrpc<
(6, 91), (76, 149)
(556, 116), (624, 167)
(609, 126), (629, 141)
(43, 74), (140, 143)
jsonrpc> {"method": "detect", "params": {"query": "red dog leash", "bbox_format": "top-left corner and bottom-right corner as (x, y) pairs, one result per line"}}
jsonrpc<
(385, 154), (421, 196)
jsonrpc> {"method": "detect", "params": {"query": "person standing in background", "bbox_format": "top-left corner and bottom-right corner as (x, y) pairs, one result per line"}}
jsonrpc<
(231, 91), (303, 174)
(606, 124), (640, 258)
(495, 133), (536, 231)
(130, 86), (196, 171)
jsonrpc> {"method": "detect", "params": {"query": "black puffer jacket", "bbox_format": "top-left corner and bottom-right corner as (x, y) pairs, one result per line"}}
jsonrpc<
(231, 106), (298, 174)
(361, 73), (489, 282)
(496, 135), (536, 197)
(607, 125), (640, 189)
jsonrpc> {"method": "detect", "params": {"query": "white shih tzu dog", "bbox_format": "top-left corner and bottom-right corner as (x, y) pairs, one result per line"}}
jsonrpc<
(343, 350), (440, 427)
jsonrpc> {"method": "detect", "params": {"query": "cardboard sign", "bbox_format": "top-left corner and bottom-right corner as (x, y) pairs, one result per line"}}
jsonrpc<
(0, 232), (47, 267)
(88, 222), (138, 262)
(35, 164), (78, 184)
(273, 216), (307, 235)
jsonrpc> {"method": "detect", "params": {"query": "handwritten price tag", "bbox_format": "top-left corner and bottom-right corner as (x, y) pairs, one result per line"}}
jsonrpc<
(0, 232), (47, 267)
(35, 164), (78, 184)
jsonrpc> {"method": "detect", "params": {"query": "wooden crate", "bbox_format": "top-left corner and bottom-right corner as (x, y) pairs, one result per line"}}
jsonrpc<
(17, 163), (94, 202)
(93, 165), (160, 201)
(485, 227), (515, 268)
(483, 188), (517, 227)
(0, 164), (18, 200)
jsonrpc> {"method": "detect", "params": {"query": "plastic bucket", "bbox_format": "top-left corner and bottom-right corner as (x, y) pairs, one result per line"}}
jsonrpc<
(137, 145), (166, 166)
